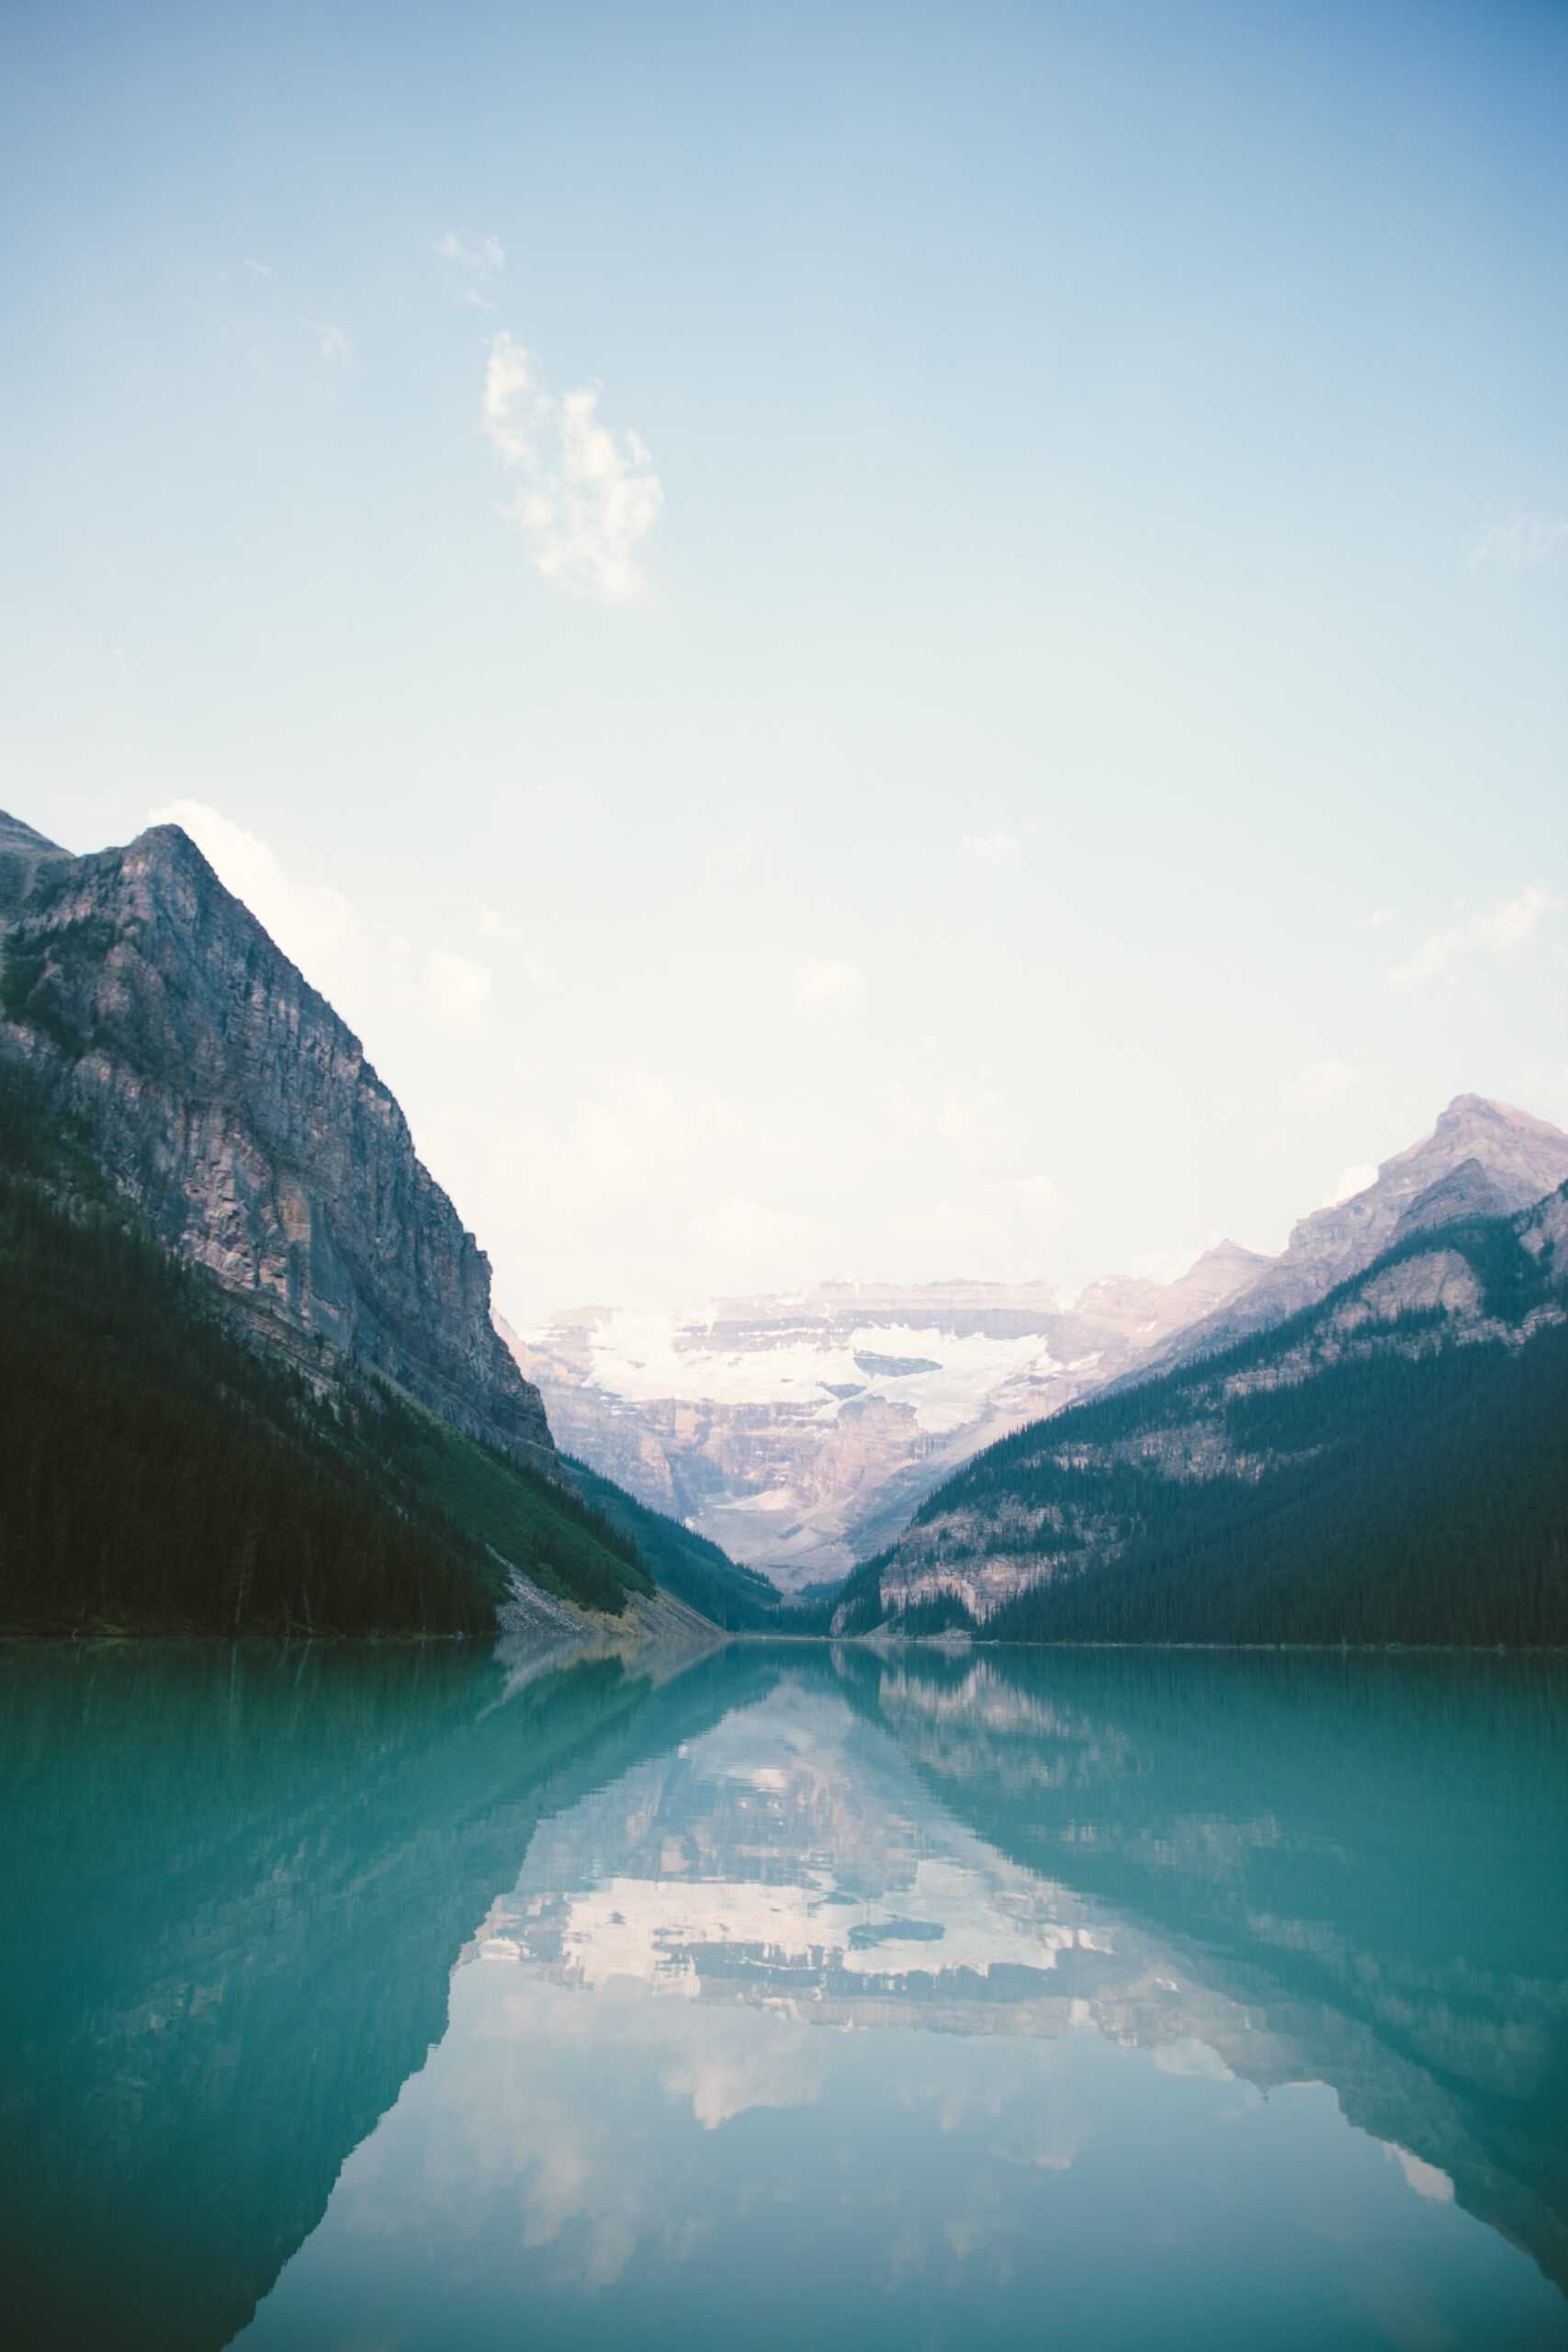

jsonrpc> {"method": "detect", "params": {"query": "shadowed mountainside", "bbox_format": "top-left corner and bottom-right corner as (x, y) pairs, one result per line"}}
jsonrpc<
(836, 1183), (1568, 1644)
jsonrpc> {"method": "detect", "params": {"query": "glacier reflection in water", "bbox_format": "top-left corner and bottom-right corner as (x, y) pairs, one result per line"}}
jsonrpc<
(4, 1641), (1567, 2350)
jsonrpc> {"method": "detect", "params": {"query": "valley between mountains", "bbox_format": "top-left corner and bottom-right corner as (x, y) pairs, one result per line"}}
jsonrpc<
(2, 804), (1565, 1648)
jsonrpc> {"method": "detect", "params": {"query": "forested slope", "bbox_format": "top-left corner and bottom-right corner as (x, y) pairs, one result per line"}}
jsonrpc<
(0, 1071), (653, 1635)
(835, 1190), (1568, 1646)
(565, 1456), (794, 1629)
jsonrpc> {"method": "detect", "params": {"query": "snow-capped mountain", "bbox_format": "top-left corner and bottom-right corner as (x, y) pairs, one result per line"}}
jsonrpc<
(499, 1242), (1269, 1587)
(500, 1095), (1568, 1591)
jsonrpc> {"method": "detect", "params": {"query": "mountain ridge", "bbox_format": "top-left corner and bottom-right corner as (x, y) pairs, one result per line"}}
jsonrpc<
(1125, 1092), (1568, 1385)
(831, 1180), (1568, 1645)
(503, 1242), (1274, 1586)
(0, 808), (552, 1466)
(0, 807), (771, 1637)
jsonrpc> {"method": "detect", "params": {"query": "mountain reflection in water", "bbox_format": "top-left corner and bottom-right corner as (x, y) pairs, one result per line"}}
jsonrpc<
(2, 1640), (1565, 2350)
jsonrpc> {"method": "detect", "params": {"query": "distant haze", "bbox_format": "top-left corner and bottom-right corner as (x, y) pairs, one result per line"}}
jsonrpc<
(2, 1), (1564, 1320)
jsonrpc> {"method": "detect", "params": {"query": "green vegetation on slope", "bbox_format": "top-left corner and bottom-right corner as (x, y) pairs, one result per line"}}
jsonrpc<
(0, 1069), (651, 1634)
(838, 1204), (1568, 1647)
(395, 1425), (652, 1618)
(564, 1455), (787, 1629)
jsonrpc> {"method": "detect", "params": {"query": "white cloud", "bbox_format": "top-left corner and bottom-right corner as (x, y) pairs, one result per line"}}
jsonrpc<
(424, 948), (492, 1027)
(1366, 905), (1399, 930)
(242, 256), (275, 279)
(881, 1173), (1065, 1282)
(481, 333), (663, 604)
(1380, 2142), (1454, 2204)
(961, 831), (1019, 866)
(933, 1085), (1017, 1169)
(479, 904), (523, 942)
(434, 231), (507, 278)
(1282, 1057), (1359, 1112)
(1323, 1163), (1377, 1208)
(149, 799), (498, 1046)
(305, 320), (352, 364)
(463, 1073), (750, 1308)
(793, 956), (863, 1015)
(1389, 883), (1559, 991)
(148, 800), (369, 1007)
(1471, 514), (1568, 572)
(685, 1196), (833, 1289)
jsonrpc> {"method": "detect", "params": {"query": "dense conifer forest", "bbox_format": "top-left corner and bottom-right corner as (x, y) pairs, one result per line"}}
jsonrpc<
(0, 1069), (654, 1635)
(565, 1456), (797, 1629)
(833, 1202), (1568, 1647)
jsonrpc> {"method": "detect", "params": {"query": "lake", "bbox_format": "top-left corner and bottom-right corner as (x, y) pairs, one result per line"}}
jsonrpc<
(3, 1638), (1565, 2349)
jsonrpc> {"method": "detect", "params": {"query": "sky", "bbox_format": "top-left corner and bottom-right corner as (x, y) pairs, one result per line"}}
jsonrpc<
(2, 0), (1565, 1324)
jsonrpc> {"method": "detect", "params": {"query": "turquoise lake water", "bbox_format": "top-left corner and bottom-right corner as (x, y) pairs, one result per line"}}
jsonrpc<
(3, 1639), (1566, 2349)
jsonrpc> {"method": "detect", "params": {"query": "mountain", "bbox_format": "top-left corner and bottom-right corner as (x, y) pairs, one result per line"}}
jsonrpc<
(834, 1182), (1568, 1645)
(1131, 1094), (1568, 1380)
(502, 1244), (1270, 1588)
(0, 810), (549, 1463)
(563, 1453), (801, 1631)
(0, 808), (743, 1637)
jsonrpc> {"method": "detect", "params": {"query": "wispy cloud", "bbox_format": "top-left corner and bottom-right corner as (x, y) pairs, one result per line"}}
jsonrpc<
(1323, 1162), (1377, 1209)
(1389, 883), (1559, 991)
(1380, 2141), (1454, 2206)
(434, 232), (507, 309)
(149, 800), (492, 1035)
(1283, 1057), (1359, 1112)
(304, 319), (352, 364)
(482, 332), (663, 604)
(961, 830), (1019, 866)
(882, 1172), (1065, 1280)
(424, 947), (492, 1026)
(150, 799), (371, 1014)
(1471, 514), (1568, 572)
(686, 1196), (832, 1287)
(794, 956), (863, 1015)
(434, 230), (506, 278)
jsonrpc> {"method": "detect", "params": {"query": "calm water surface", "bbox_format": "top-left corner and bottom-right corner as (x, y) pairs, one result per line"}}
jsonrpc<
(3, 1639), (1566, 2350)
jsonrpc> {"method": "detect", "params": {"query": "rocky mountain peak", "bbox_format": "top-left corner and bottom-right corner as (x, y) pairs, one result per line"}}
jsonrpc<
(0, 808), (71, 922)
(1387, 1158), (1509, 1249)
(1, 808), (553, 1468)
(1437, 1091), (1557, 1132)
(1135, 1091), (1568, 1378)
(0, 808), (65, 854)
(1377, 1093), (1568, 1209)
(1199, 1238), (1263, 1270)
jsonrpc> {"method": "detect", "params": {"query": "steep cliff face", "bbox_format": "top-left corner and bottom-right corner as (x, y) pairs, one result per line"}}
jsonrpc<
(503, 1247), (1272, 1586)
(0, 811), (552, 1466)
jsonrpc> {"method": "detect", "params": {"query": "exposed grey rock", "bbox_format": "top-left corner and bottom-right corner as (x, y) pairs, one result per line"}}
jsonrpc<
(1135, 1095), (1568, 1380)
(1385, 1157), (1508, 1248)
(0, 810), (552, 1466)
(0, 809), (71, 922)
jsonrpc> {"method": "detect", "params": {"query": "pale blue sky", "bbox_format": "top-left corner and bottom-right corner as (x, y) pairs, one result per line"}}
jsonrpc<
(2, 0), (1564, 1317)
